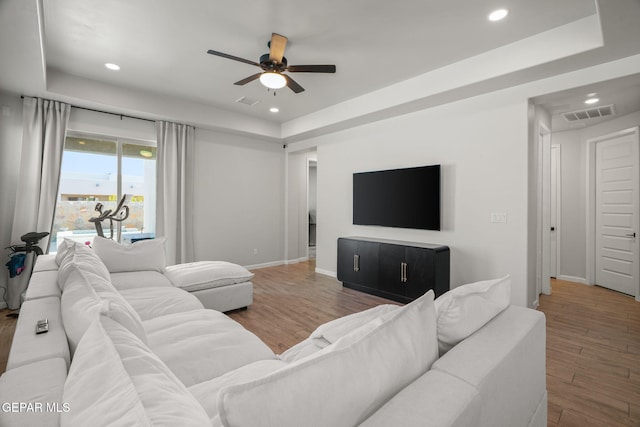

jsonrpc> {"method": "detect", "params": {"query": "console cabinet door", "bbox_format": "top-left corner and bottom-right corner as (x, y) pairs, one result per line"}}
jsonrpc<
(337, 239), (379, 287)
(337, 238), (358, 283)
(379, 245), (433, 299)
(378, 244), (407, 296)
(404, 247), (433, 299)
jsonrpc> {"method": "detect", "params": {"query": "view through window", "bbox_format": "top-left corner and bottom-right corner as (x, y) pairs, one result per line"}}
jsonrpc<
(50, 135), (156, 252)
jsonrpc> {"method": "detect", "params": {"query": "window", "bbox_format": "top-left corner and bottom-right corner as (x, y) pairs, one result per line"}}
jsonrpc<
(51, 134), (156, 251)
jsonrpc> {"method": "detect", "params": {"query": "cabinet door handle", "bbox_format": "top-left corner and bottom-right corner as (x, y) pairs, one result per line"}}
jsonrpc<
(354, 254), (360, 272)
(400, 262), (407, 283)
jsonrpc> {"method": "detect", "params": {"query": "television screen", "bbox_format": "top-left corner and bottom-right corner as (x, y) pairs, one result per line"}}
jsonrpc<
(353, 165), (440, 230)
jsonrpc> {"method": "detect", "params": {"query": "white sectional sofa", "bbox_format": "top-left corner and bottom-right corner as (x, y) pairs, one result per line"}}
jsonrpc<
(0, 240), (547, 427)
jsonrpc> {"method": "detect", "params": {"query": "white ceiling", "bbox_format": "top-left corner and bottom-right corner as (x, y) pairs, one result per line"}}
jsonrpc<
(1, 0), (640, 140)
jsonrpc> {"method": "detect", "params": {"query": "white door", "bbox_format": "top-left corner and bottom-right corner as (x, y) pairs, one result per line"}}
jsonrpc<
(550, 145), (561, 278)
(594, 128), (639, 297)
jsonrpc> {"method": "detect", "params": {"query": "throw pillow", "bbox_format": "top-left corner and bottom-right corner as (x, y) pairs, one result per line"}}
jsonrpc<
(217, 290), (438, 427)
(61, 315), (210, 426)
(92, 236), (166, 273)
(434, 275), (511, 355)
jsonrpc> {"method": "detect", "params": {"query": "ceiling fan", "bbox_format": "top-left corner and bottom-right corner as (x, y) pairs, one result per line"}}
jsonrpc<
(207, 33), (336, 94)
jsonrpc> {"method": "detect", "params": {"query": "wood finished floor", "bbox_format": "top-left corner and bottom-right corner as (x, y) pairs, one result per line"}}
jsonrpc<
(1, 262), (639, 426)
(539, 278), (640, 426)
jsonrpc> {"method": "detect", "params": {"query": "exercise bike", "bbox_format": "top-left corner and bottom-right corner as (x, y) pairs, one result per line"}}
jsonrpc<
(89, 194), (131, 239)
(4, 231), (50, 317)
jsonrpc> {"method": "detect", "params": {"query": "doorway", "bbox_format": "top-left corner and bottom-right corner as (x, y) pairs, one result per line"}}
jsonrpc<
(587, 127), (639, 299)
(550, 144), (561, 278)
(308, 158), (317, 259)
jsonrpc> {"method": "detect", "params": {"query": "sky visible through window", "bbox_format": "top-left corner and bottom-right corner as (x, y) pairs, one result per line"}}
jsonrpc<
(62, 151), (144, 176)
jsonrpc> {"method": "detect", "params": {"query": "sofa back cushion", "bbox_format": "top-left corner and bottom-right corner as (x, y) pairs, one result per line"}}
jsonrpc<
(57, 244), (110, 291)
(61, 263), (146, 356)
(434, 275), (511, 355)
(61, 315), (210, 426)
(217, 290), (438, 427)
(54, 238), (84, 266)
(92, 236), (166, 273)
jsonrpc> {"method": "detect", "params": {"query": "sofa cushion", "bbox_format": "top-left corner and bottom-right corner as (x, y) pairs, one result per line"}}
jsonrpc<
(119, 287), (203, 320)
(61, 315), (210, 426)
(6, 297), (70, 370)
(33, 253), (58, 272)
(110, 271), (173, 290)
(54, 238), (85, 266)
(434, 275), (511, 355)
(0, 358), (68, 427)
(61, 264), (146, 356)
(144, 309), (276, 387)
(57, 244), (110, 291)
(24, 270), (61, 301)
(164, 261), (254, 292)
(92, 236), (166, 273)
(217, 290), (438, 427)
(360, 369), (481, 427)
(432, 306), (546, 427)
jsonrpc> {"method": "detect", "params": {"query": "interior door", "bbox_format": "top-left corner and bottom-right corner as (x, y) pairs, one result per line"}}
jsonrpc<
(594, 128), (639, 297)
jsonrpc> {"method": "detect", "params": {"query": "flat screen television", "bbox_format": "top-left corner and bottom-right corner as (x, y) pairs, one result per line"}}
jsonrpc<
(353, 164), (440, 230)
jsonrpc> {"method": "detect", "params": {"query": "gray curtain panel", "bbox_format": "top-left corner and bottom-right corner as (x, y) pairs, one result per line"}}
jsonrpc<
(8, 97), (70, 309)
(156, 121), (195, 266)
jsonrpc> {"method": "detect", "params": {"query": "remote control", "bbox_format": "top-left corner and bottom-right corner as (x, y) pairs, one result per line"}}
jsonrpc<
(36, 318), (49, 334)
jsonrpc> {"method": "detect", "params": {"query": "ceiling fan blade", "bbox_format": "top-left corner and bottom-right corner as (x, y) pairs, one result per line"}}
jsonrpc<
(269, 33), (288, 64)
(234, 73), (263, 86)
(207, 49), (261, 67)
(284, 74), (305, 93)
(286, 65), (336, 73)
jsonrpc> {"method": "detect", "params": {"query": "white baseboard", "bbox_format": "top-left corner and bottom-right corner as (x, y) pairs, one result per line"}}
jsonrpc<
(285, 257), (309, 265)
(557, 275), (589, 285)
(244, 260), (286, 270)
(245, 257), (311, 270)
(315, 268), (337, 278)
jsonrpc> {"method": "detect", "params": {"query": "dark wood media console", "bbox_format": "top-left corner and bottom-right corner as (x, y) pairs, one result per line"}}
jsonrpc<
(337, 237), (450, 303)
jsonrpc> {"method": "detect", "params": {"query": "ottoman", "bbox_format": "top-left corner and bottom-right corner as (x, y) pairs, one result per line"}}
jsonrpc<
(164, 261), (254, 312)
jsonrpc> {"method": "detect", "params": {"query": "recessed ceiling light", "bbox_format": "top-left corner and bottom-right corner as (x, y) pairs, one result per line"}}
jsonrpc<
(488, 8), (509, 22)
(585, 98), (599, 105)
(105, 63), (120, 71)
(270, 107), (280, 113)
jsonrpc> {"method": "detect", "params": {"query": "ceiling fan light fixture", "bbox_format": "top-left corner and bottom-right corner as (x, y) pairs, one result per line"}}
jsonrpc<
(260, 72), (286, 89)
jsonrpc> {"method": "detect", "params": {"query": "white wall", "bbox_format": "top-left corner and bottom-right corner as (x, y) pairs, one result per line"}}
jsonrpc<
(296, 91), (531, 306)
(193, 130), (284, 267)
(553, 111), (640, 282)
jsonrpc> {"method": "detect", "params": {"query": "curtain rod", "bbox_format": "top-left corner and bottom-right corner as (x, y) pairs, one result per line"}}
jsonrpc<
(20, 95), (155, 123)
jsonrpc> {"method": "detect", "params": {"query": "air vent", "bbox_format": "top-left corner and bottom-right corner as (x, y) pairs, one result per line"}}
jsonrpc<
(235, 96), (260, 106)
(562, 104), (615, 122)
